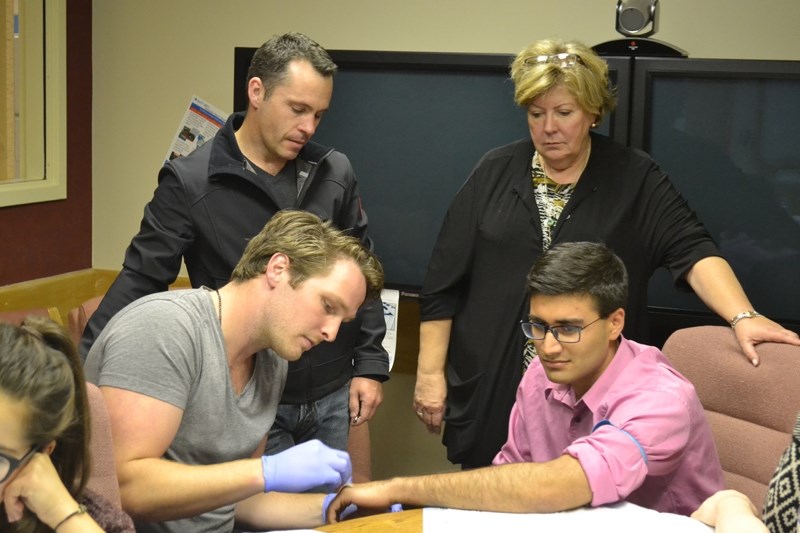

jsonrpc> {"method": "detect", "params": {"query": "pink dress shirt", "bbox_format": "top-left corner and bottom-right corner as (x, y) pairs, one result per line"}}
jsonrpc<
(493, 336), (724, 515)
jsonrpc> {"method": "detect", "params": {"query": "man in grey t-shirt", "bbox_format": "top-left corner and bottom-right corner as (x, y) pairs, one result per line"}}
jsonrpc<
(85, 211), (384, 532)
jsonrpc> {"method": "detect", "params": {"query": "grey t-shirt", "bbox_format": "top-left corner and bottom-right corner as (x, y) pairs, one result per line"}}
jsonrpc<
(85, 289), (287, 533)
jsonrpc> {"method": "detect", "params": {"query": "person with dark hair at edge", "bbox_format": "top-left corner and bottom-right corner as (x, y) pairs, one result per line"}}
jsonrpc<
(328, 242), (723, 522)
(0, 317), (134, 532)
(327, 242), (723, 521)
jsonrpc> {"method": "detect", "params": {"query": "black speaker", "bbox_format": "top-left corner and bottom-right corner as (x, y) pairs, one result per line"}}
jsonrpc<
(616, 0), (659, 37)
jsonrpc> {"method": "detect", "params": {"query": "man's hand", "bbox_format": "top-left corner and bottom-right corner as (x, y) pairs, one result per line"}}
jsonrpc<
(413, 371), (447, 434)
(321, 491), (357, 523)
(732, 316), (800, 366)
(325, 482), (398, 524)
(262, 440), (352, 493)
(349, 377), (383, 425)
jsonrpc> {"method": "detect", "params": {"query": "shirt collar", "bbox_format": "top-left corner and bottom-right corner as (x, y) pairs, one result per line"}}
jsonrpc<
(542, 336), (635, 412)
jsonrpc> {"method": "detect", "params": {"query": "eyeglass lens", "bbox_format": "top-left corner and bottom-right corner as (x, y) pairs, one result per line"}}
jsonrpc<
(521, 323), (577, 342)
(0, 445), (38, 483)
(541, 324), (579, 341)
(0, 455), (14, 483)
(520, 317), (601, 343)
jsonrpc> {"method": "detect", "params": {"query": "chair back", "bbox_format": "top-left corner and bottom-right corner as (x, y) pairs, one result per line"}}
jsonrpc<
(67, 296), (103, 347)
(662, 326), (800, 513)
(0, 307), (62, 325)
(85, 382), (122, 508)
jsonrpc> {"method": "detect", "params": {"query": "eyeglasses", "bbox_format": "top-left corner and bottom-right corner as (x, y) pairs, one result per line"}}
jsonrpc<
(520, 316), (602, 343)
(0, 444), (40, 483)
(525, 52), (583, 68)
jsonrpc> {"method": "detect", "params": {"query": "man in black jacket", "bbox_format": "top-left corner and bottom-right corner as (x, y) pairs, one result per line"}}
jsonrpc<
(80, 32), (389, 459)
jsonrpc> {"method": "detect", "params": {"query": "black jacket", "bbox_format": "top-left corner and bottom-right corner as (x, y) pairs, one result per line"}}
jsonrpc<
(81, 112), (389, 402)
(421, 133), (719, 466)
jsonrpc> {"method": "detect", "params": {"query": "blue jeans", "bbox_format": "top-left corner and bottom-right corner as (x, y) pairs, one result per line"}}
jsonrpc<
(265, 381), (351, 456)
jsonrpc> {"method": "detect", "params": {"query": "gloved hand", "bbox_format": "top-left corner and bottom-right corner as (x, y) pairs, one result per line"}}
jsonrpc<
(261, 439), (352, 493)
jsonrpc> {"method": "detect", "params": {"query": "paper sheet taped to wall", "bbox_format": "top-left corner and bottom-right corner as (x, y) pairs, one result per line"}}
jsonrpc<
(164, 96), (228, 165)
(381, 289), (399, 371)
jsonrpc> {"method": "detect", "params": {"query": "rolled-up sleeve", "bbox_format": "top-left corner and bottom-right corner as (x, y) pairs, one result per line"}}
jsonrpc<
(566, 388), (693, 507)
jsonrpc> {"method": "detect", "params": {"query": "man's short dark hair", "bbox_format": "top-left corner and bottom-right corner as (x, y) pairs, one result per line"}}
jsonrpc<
(247, 32), (337, 100)
(526, 242), (628, 317)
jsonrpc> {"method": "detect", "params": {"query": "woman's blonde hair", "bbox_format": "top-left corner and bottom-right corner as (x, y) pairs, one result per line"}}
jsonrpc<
(510, 38), (617, 124)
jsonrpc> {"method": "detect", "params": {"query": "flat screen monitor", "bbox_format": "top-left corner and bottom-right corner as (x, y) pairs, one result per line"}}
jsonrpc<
(630, 57), (800, 331)
(233, 49), (628, 292)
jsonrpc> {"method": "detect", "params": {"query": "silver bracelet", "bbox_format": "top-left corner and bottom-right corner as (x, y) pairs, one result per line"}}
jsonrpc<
(54, 504), (87, 531)
(730, 310), (762, 328)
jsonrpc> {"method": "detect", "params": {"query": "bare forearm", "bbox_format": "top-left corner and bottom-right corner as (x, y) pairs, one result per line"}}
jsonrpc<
(235, 492), (325, 530)
(118, 457), (263, 522)
(417, 319), (452, 375)
(685, 256), (800, 363)
(685, 256), (753, 320)
(381, 457), (590, 513)
(53, 512), (104, 533)
(414, 319), (452, 432)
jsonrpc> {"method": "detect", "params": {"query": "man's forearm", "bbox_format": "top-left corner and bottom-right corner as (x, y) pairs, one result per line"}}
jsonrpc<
(236, 492), (325, 530)
(118, 457), (263, 522)
(377, 457), (591, 513)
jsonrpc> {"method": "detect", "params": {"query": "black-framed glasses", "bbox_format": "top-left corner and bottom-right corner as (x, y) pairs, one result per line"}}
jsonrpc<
(524, 52), (583, 68)
(520, 316), (603, 344)
(0, 444), (40, 483)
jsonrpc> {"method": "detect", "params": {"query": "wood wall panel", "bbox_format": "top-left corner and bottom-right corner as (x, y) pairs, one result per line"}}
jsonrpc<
(0, 0), (92, 285)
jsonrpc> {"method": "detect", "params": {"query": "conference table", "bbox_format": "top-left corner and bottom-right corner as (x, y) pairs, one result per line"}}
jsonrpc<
(316, 509), (420, 532)
(314, 503), (715, 532)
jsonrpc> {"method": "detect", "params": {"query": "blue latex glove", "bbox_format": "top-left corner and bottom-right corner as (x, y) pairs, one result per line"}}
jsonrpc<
(261, 439), (352, 493)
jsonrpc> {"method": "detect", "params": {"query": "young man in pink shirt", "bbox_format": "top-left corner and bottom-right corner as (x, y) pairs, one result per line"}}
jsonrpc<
(327, 242), (723, 521)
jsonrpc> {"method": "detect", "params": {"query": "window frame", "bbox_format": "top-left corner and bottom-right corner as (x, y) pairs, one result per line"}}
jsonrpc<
(0, 0), (67, 207)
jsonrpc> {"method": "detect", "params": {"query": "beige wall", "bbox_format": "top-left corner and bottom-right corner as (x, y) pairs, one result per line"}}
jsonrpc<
(91, 0), (800, 268)
(89, 0), (800, 479)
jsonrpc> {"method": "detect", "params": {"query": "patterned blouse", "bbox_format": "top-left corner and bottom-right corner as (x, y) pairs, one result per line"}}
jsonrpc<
(523, 152), (577, 369)
(763, 412), (800, 532)
(531, 152), (576, 251)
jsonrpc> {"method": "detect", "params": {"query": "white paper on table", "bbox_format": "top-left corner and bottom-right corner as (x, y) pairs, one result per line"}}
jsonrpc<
(423, 502), (715, 532)
(381, 289), (399, 370)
